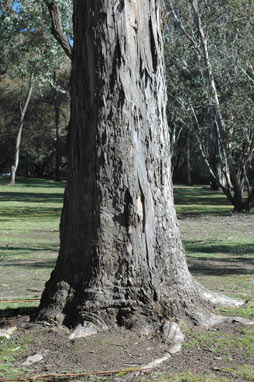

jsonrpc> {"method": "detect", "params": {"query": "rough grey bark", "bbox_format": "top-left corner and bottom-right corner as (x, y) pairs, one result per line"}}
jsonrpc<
(36, 0), (242, 332)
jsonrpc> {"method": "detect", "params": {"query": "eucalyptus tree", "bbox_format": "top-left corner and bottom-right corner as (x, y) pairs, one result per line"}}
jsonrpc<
(35, 1), (251, 344)
(166, 0), (254, 211)
(0, 0), (72, 183)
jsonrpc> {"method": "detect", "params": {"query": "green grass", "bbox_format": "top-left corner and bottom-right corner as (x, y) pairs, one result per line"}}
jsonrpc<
(0, 177), (65, 262)
(0, 334), (30, 378)
(145, 372), (229, 382)
(184, 327), (254, 357)
(0, 181), (254, 381)
(217, 302), (254, 319)
(235, 365), (254, 381)
(0, 176), (65, 306)
(173, 185), (233, 215)
(173, 184), (254, 301)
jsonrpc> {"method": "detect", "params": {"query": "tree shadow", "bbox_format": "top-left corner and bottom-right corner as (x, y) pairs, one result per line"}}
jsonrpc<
(2, 260), (56, 268)
(0, 306), (38, 321)
(174, 186), (230, 206)
(0, 191), (64, 203)
(0, 206), (62, 219)
(0, 177), (66, 189)
(188, 263), (254, 276)
(0, 245), (58, 252)
(185, 242), (254, 255)
(188, 247), (254, 276)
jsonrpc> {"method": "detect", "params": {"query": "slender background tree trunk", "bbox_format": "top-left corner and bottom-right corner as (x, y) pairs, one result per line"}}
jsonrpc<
(9, 76), (34, 185)
(54, 98), (61, 182)
(186, 129), (192, 185)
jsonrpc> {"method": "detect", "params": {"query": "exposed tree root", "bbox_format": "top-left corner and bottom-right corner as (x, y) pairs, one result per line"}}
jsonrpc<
(59, 281), (253, 343)
(187, 281), (254, 327)
(193, 311), (254, 328)
(69, 322), (105, 339)
(125, 353), (172, 381)
(195, 279), (244, 307)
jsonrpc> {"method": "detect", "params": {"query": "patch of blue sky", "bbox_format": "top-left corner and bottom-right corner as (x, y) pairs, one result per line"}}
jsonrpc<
(68, 36), (73, 47)
(13, 1), (22, 13)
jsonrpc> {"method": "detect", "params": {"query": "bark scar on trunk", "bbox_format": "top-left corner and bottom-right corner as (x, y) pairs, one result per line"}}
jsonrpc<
(137, 179), (146, 233)
(116, 0), (125, 14)
(149, 17), (158, 72)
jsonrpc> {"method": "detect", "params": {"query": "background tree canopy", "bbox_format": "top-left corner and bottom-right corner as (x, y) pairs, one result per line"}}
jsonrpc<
(166, 0), (254, 211)
(0, 0), (72, 180)
(0, 0), (254, 209)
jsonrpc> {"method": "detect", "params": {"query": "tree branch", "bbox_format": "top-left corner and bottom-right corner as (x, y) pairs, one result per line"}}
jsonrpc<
(43, 0), (73, 60)
(166, 0), (202, 57)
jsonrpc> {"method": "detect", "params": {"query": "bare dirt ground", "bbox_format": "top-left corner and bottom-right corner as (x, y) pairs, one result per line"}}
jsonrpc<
(1, 214), (254, 381)
(2, 320), (252, 381)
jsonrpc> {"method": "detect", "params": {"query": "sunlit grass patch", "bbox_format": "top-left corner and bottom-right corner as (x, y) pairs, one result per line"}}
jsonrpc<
(184, 327), (254, 358)
(217, 302), (254, 319)
(0, 334), (29, 379)
(0, 177), (65, 260)
(173, 185), (232, 215)
(0, 299), (39, 311)
(147, 371), (228, 382)
(0, 177), (64, 300)
(235, 365), (254, 381)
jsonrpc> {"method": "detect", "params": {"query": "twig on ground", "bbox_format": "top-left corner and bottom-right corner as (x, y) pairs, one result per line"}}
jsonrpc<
(0, 367), (156, 382)
(0, 299), (40, 304)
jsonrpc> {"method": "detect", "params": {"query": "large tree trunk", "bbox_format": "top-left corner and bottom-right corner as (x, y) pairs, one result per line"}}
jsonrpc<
(36, 0), (242, 333)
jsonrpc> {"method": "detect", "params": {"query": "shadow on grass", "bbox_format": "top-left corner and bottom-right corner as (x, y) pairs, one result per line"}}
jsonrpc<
(0, 192), (64, 203)
(0, 306), (38, 320)
(174, 186), (230, 206)
(0, 177), (66, 189)
(0, 206), (62, 219)
(189, 263), (254, 276)
(185, 242), (254, 255)
(177, 211), (232, 218)
(0, 246), (59, 256)
(2, 260), (56, 268)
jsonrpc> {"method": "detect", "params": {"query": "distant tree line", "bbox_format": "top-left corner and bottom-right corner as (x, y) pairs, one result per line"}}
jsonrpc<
(166, 0), (254, 211)
(1, 0), (254, 211)
(0, 0), (72, 182)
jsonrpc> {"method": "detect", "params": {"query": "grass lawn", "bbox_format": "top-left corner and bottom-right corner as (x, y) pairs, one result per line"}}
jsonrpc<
(173, 184), (233, 215)
(0, 179), (254, 382)
(0, 177), (65, 302)
(174, 185), (254, 303)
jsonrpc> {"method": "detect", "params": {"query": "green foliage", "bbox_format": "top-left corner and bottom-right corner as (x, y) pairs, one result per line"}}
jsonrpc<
(0, 0), (73, 80)
(0, 69), (69, 177)
(0, 1), (71, 178)
(166, 1), (254, 204)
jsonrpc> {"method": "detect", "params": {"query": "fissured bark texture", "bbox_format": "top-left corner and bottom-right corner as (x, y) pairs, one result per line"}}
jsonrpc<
(37, 0), (205, 328)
